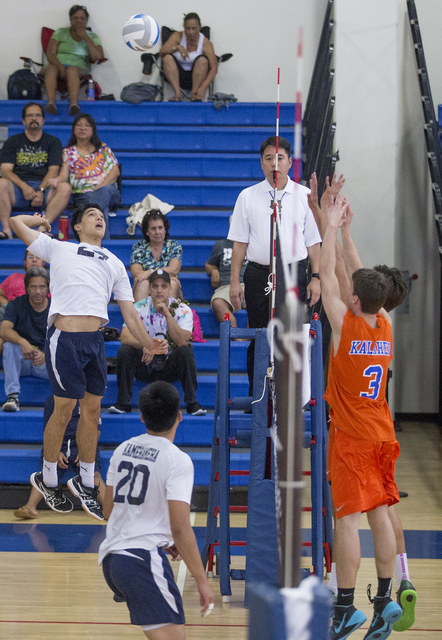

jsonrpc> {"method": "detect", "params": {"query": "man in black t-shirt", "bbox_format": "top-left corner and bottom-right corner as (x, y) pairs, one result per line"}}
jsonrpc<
(205, 235), (248, 326)
(0, 102), (71, 239)
(0, 267), (50, 411)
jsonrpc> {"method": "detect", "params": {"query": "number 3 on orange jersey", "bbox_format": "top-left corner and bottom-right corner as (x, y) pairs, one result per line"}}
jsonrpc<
(360, 364), (383, 400)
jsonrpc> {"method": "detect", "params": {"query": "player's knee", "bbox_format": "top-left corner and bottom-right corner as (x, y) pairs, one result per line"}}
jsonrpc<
(52, 401), (77, 428)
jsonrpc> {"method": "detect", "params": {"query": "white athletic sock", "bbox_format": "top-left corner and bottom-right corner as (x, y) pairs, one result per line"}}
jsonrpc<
(79, 461), (95, 488)
(394, 553), (410, 584)
(328, 562), (338, 595)
(42, 459), (58, 488)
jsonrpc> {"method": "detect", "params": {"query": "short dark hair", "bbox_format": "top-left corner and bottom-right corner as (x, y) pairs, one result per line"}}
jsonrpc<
(138, 382), (181, 432)
(352, 268), (389, 314)
(24, 267), (50, 290)
(69, 4), (89, 19)
(71, 203), (103, 241)
(260, 136), (291, 158)
(66, 113), (102, 153)
(373, 265), (408, 312)
(22, 102), (44, 120)
(184, 12), (201, 25)
(141, 210), (170, 243)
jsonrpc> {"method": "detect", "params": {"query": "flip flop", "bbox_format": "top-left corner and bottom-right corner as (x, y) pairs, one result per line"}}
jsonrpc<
(0, 231), (11, 240)
(13, 506), (38, 520)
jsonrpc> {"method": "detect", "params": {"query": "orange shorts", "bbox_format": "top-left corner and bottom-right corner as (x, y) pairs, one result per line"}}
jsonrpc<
(326, 421), (335, 481)
(330, 426), (400, 518)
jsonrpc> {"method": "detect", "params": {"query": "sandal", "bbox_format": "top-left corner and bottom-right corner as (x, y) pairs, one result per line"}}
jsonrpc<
(69, 104), (81, 116)
(0, 231), (11, 240)
(13, 506), (38, 520)
(45, 102), (58, 116)
(168, 96), (182, 102)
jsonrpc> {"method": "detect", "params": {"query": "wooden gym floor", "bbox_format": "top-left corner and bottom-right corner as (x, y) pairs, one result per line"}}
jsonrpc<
(0, 420), (440, 639)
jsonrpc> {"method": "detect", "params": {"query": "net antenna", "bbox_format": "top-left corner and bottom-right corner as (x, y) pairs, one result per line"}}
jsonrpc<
(268, 33), (306, 589)
(268, 67), (281, 372)
(293, 28), (304, 184)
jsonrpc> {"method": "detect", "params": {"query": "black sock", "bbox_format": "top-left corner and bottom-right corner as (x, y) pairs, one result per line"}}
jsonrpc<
(337, 587), (355, 607)
(377, 577), (392, 598)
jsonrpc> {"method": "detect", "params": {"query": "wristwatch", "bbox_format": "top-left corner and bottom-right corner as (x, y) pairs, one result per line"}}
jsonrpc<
(311, 273), (320, 279)
(38, 187), (45, 193)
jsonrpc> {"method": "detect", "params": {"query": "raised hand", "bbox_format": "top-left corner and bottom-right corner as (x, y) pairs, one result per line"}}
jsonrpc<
(32, 213), (51, 232)
(327, 194), (348, 228)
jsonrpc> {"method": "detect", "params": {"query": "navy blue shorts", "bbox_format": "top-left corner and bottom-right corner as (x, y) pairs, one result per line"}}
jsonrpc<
(45, 326), (107, 399)
(12, 180), (49, 210)
(102, 548), (185, 627)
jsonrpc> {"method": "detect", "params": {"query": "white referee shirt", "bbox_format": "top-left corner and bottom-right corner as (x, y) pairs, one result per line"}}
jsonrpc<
(228, 178), (321, 266)
(98, 432), (194, 563)
(28, 233), (134, 328)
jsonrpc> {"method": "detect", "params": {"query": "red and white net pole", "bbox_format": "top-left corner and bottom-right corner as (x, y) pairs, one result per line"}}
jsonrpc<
(269, 68), (281, 370)
(293, 28), (303, 184)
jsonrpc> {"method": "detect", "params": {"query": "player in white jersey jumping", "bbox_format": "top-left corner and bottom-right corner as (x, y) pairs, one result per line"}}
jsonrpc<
(10, 205), (168, 520)
(99, 380), (214, 639)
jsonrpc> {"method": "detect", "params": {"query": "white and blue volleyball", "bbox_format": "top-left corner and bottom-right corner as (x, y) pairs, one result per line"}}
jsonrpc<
(122, 14), (160, 51)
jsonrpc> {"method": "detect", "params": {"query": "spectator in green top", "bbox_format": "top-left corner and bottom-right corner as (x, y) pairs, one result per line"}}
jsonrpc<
(44, 5), (104, 117)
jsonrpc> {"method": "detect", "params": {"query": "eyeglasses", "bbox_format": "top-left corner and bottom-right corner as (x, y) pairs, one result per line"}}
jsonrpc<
(24, 113), (44, 119)
(72, 5), (87, 11)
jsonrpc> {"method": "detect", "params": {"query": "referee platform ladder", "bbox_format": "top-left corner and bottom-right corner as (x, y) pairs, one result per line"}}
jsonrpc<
(200, 318), (333, 601)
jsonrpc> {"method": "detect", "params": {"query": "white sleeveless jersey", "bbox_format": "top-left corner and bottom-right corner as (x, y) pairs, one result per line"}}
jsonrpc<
(28, 233), (133, 328)
(98, 432), (194, 563)
(174, 32), (205, 71)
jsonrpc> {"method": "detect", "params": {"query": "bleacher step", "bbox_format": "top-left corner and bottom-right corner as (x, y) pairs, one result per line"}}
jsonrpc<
(0, 410), (253, 446)
(0, 449), (250, 487)
(0, 373), (249, 408)
(0, 100), (296, 126)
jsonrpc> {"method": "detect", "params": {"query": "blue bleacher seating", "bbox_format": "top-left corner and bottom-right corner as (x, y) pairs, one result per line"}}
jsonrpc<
(0, 99), (294, 485)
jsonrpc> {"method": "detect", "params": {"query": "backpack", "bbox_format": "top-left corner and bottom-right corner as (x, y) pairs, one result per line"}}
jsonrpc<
(8, 69), (42, 100)
(120, 82), (161, 104)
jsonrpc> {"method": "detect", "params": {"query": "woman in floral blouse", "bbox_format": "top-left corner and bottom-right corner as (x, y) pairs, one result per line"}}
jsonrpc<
(48, 113), (120, 239)
(130, 210), (183, 301)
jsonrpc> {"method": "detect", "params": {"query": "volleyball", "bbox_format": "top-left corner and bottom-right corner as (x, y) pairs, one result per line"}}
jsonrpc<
(122, 14), (160, 51)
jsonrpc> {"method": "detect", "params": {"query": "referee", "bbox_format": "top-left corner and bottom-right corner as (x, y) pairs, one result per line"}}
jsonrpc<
(228, 136), (321, 393)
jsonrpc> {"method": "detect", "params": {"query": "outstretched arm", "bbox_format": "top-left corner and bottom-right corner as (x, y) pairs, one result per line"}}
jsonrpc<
(307, 172), (345, 239)
(341, 203), (363, 279)
(10, 214), (51, 246)
(319, 195), (349, 354)
(308, 173), (350, 301)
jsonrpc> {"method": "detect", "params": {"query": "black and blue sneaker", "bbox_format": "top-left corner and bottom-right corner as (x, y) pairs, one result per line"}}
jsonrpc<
(364, 595), (402, 640)
(330, 605), (367, 639)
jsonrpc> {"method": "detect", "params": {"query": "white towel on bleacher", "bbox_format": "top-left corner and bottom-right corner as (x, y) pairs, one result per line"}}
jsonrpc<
(126, 194), (174, 235)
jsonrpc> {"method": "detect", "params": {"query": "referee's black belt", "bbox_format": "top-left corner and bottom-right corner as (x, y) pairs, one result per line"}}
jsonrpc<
(248, 259), (309, 270)
(247, 261), (270, 271)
